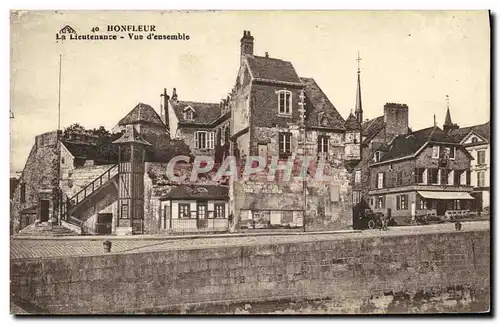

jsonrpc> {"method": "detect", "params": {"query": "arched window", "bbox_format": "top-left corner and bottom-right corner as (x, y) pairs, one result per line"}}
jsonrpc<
(471, 137), (478, 144)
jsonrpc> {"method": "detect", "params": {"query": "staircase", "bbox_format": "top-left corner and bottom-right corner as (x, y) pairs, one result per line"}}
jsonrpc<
(61, 164), (119, 233)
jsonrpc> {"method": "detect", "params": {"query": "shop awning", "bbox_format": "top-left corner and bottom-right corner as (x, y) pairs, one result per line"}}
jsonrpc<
(417, 191), (475, 200)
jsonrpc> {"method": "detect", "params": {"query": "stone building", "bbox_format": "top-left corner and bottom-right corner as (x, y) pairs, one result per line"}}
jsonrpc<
(367, 126), (474, 224)
(443, 106), (490, 211)
(167, 92), (231, 162)
(229, 31), (359, 231)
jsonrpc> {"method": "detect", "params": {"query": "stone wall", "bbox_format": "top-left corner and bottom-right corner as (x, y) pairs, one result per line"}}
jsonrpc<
(11, 131), (61, 232)
(10, 228), (490, 314)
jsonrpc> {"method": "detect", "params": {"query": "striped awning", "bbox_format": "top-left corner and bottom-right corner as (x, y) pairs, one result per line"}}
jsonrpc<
(417, 191), (475, 200)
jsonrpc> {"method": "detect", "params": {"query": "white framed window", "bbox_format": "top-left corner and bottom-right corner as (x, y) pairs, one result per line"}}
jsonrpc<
(354, 170), (361, 184)
(477, 171), (485, 187)
(376, 196), (385, 209)
(377, 172), (384, 189)
(278, 90), (292, 115)
(318, 135), (329, 153)
(184, 110), (194, 121)
(477, 150), (486, 165)
(432, 145), (440, 159)
(195, 131), (215, 149)
(460, 170), (467, 185)
(278, 132), (292, 157)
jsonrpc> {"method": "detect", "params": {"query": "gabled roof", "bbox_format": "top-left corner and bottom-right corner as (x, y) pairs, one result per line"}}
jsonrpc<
(300, 77), (346, 130)
(118, 102), (165, 127)
(375, 126), (462, 163)
(245, 55), (302, 84)
(159, 185), (229, 200)
(447, 121), (490, 143)
(344, 112), (361, 131)
(361, 116), (384, 142)
(171, 100), (222, 125)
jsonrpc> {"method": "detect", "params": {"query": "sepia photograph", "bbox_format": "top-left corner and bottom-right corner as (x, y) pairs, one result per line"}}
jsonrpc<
(9, 10), (491, 315)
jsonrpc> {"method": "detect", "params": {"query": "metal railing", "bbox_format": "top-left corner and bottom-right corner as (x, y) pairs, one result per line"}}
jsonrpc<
(165, 218), (229, 232)
(68, 164), (118, 206)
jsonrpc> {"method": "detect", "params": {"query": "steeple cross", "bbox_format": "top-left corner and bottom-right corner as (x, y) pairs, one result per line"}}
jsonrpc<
(356, 51), (362, 73)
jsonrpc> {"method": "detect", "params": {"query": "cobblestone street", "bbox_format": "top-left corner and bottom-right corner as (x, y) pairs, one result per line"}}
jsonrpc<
(10, 221), (489, 260)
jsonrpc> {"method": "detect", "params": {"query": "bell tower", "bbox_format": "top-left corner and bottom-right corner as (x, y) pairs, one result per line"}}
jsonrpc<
(113, 125), (151, 235)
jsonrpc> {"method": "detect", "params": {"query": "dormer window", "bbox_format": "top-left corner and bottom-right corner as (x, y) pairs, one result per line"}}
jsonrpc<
(278, 90), (292, 115)
(374, 151), (383, 162)
(183, 106), (195, 121)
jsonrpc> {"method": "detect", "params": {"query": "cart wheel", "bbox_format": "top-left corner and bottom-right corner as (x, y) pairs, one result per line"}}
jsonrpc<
(368, 219), (376, 229)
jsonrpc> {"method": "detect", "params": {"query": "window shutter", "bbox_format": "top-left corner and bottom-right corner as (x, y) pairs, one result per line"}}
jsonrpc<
(195, 132), (199, 149)
(404, 195), (409, 209)
(317, 136), (321, 153)
(383, 172), (386, 188)
(467, 170), (471, 185)
(396, 195), (400, 210)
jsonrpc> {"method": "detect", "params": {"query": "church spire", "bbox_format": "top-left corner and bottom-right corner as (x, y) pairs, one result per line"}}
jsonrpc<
(355, 51), (363, 124)
(443, 95), (459, 133)
(444, 95), (452, 126)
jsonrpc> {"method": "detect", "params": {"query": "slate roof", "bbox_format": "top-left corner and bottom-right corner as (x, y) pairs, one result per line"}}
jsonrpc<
(376, 126), (462, 163)
(118, 102), (165, 127)
(171, 100), (222, 125)
(159, 185), (229, 200)
(447, 121), (490, 143)
(245, 55), (302, 84)
(361, 116), (385, 142)
(344, 112), (361, 131)
(300, 77), (346, 130)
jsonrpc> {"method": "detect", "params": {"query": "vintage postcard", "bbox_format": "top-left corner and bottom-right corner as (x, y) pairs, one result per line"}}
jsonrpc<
(10, 10), (490, 315)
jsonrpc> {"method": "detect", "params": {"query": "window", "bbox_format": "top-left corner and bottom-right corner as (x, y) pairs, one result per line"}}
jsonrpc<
(374, 151), (383, 162)
(396, 171), (403, 186)
(179, 204), (190, 218)
(279, 132), (292, 158)
(197, 204), (207, 219)
(61, 157), (65, 164)
(439, 169), (448, 185)
(195, 131), (215, 149)
(20, 183), (26, 203)
(477, 150), (486, 165)
(370, 198), (374, 206)
(184, 110), (194, 120)
(460, 170), (466, 185)
(419, 197), (426, 210)
(120, 204), (129, 219)
(450, 147), (455, 159)
(477, 171), (485, 187)
(432, 145), (440, 159)
(278, 90), (292, 115)
(396, 195), (408, 210)
(428, 168), (439, 184)
(471, 137), (478, 144)
(352, 191), (361, 204)
(415, 168), (426, 184)
(214, 203), (225, 219)
(453, 199), (461, 210)
(377, 172), (384, 189)
(317, 135), (329, 153)
(448, 170), (454, 185)
(376, 196), (385, 209)
(354, 170), (361, 184)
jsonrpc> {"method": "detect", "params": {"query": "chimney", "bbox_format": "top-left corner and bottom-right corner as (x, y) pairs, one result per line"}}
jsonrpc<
(162, 88), (170, 134)
(172, 87), (178, 102)
(240, 30), (254, 64)
(383, 102), (409, 142)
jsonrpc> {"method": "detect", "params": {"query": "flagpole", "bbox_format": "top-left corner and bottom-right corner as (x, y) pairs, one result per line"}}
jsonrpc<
(58, 54), (62, 131)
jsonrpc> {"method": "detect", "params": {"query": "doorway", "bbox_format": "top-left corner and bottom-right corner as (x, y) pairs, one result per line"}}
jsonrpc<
(40, 199), (50, 222)
(258, 143), (268, 160)
(436, 200), (446, 216)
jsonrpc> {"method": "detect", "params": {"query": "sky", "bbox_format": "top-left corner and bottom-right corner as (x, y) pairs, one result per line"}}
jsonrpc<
(10, 10), (490, 172)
